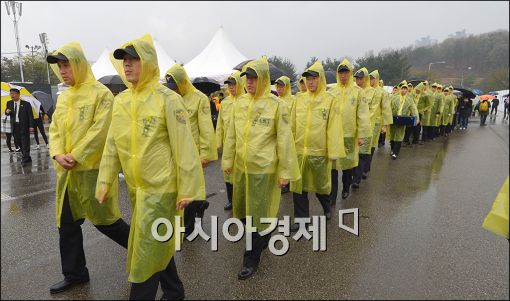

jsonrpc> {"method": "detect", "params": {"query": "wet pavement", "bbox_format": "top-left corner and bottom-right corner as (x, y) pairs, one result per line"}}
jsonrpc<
(1, 117), (509, 300)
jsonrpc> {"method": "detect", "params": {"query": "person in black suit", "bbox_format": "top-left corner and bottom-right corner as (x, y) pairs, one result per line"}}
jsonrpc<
(4, 88), (34, 163)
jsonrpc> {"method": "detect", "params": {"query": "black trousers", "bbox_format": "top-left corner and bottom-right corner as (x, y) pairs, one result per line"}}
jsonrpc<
(329, 168), (354, 206)
(445, 124), (452, 134)
(353, 154), (370, 184)
(129, 257), (185, 300)
(403, 126), (412, 143)
(33, 118), (48, 145)
(5, 133), (18, 151)
(184, 201), (209, 236)
(364, 147), (376, 173)
(13, 123), (31, 161)
(58, 189), (130, 282)
(225, 182), (233, 205)
(378, 132), (386, 147)
(490, 106), (498, 115)
(480, 114), (488, 125)
(293, 191), (331, 219)
(390, 141), (402, 156)
(243, 232), (271, 268)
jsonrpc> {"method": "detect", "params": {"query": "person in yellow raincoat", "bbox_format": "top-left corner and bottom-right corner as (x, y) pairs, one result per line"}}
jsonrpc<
(389, 82), (419, 160)
(441, 86), (456, 136)
(275, 76), (296, 112)
(429, 83), (445, 139)
(221, 56), (300, 280)
(352, 67), (375, 187)
(361, 70), (393, 177)
(289, 61), (344, 232)
(329, 59), (371, 201)
(418, 81), (435, 143)
(164, 63), (217, 238)
(296, 76), (307, 96)
(449, 86), (460, 130)
(96, 34), (205, 299)
(216, 71), (245, 211)
(46, 42), (130, 294)
(410, 82), (430, 145)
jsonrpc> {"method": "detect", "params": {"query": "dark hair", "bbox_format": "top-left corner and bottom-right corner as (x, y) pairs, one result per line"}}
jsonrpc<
(10, 88), (20, 94)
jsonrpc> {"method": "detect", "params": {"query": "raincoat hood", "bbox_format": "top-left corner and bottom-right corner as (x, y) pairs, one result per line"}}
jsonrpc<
(369, 70), (380, 87)
(379, 79), (384, 87)
(298, 76), (307, 92)
(225, 71), (246, 97)
(49, 42), (95, 88)
(303, 61), (327, 96)
(335, 58), (354, 88)
(355, 67), (370, 89)
(111, 33), (160, 92)
(415, 82), (425, 93)
(165, 63), (196, 97)
(243, 56), (271, 100)
(275, 76), (292, 98)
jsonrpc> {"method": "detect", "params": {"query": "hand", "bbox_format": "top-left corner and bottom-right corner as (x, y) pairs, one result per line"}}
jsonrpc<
(278, 178), (289, 188)
(176, 198), (193, 210)
(381, 126), (387, 134)
(201, 159), (209, 168)
(224, 168), (232, 175)
(358, 138), (365, 146)
(55, 154), (75, 170)
(29, 127), (34, 133)
(5, 109), (11, 114)
(64, 153), (77, 169)
(96, 183), (109, 204)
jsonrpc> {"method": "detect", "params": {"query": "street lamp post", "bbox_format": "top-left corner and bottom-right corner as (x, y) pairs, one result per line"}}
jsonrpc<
(460, 66), (472, 88)
(39, 33), (51, 84)
(428, 61), (446, 80)
(4, 0), (24, 82)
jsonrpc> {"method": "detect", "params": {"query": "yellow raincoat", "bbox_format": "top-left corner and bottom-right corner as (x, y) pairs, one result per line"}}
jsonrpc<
(296, 76), (307, 95)
(429, 84), (444, 127)
(165, 64), (217, 162)
(216, 71), (245, 183)
(97, 34), (205, 283)
(442, 89), (455, 126)
(48, 42), (120, 227)
(482, 177), (509, 239)
(368, 70), (393, 149)
(221, 56), (300, 231)
(290, 61), (345, 195)
(276, 76), (296, 112)
(389, 85), (419, 142)
(415, 82), (434, 126)
(449, 86), (458, 124)
(330, 59), (371, 170)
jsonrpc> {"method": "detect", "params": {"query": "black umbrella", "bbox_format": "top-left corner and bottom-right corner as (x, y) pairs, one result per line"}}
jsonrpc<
(453, 87), (476, 99)
(324, 71), (337, 84)
(407, 79), (427, 87)
(98, 75), (127, 93)
(192, 77), (221, 95)
(233, 59), (285, 84)
(32, 90), (55, 118)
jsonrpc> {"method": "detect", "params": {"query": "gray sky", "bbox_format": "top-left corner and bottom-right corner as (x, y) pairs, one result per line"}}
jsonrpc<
(1, 1), (509, 71)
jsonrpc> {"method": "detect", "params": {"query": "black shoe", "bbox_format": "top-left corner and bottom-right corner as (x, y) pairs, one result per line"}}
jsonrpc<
(352, 183), (360, 189)
(325, 211), (332, 220)
(50, 278), (89, 294)
(361, 172), (368, 179)
(290, 222), (300, 233)
(224, 202), (232, 210)
(238, 266), (257, 280)
(341, 191), (350, 199)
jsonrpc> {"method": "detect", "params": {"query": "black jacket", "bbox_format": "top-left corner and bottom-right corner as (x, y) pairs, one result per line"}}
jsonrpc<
(5, 99), (34, 130)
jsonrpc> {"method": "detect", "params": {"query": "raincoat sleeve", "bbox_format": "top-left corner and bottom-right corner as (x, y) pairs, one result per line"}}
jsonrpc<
(215, 105), (224, 149)
(49, 109), (65, 158)
(221, 104), (236, 171)
(197, 93), (218, 161)
(95, 122), (121, 198)
(276, 102), (300, 181)
(167, 96), (206, 201)
(357, 92), (372, 139)
(290, 96), (297, 138)
(328, 96), (345, 159)
(382, 92), (393, 125)
(71, 91), (114, 168)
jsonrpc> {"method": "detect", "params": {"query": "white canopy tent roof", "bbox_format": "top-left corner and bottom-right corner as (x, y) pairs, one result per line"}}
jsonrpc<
(184, 28), (247, 83)
(91, 41), (176, 80)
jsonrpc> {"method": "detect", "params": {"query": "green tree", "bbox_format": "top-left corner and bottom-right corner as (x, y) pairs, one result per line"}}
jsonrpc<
(1, 51), (60, 84)
(268, 56), (297, 83)
(355, 49), (412, 86)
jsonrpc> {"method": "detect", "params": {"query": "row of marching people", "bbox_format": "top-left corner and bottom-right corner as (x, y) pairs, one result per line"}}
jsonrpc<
(43, 32), (457, 300)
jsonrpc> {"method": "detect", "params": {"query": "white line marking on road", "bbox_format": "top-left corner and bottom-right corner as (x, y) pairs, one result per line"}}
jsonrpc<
(0, 188), (55, 203)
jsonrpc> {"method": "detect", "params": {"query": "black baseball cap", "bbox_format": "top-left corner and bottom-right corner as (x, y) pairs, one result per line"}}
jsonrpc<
(337, 65), (350, 72)
(165, 75), (178, 91)
(113, 45), (140, 60)
(224, 77), (236, 85)
(302, 70), (319, 77)
(240, 67), (257, 78)
(353, 70), (365, 78)
(46, 52), (68, 64)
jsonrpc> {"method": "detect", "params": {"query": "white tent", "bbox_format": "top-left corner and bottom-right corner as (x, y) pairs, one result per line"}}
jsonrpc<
(184, 28), (247, 83)
(91, 48), (118, 80)
(91, 42), (177, 80)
